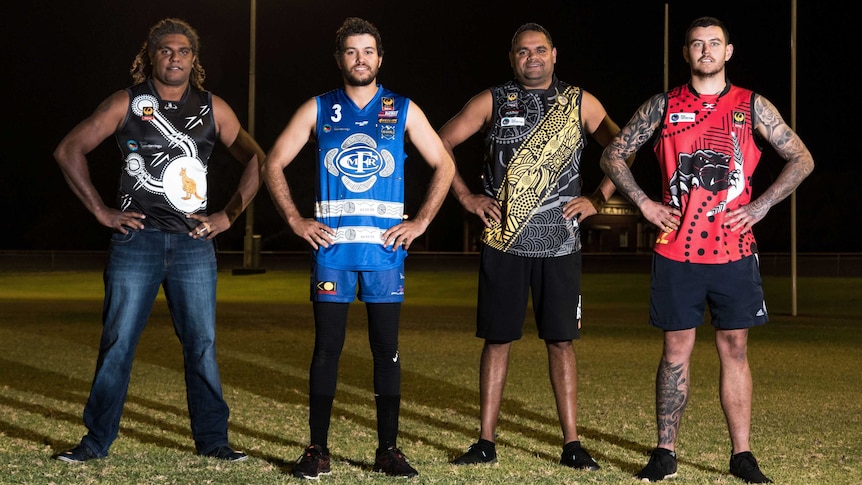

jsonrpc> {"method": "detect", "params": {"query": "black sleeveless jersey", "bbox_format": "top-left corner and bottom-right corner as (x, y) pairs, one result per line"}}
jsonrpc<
(481, 77), (587, 257)
(114, 80), (217, 233)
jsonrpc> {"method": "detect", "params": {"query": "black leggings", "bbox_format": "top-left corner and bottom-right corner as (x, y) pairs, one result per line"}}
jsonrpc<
(309, 301), (402, 396)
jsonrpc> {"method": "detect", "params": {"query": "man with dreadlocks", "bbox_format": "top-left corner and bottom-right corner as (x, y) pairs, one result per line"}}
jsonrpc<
(53, 18), (263, 463)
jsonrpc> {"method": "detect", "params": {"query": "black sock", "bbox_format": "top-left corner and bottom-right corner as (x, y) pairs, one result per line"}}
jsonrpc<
(309, 394), (334, 451)
(375, 394), (400, 451)
(476, 438), (496, 453)
(563, 440), (583, 453)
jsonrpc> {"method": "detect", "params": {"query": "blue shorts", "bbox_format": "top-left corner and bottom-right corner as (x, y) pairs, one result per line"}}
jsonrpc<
(310, 262), (405, 303)
(649, 253), (768, 331)
(477, 247), (582, 342)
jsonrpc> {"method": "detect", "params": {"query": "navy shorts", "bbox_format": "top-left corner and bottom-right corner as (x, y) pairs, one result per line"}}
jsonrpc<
(649, 253), (768, 331)
(310, 262), (405, 303)
(477, 246), (582, 342)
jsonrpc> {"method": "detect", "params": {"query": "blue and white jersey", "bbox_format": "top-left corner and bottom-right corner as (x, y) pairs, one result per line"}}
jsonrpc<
(314, 85), (410, 271)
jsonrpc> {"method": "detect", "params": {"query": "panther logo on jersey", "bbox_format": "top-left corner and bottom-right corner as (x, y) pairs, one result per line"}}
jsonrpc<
(668, 132), (744, 217)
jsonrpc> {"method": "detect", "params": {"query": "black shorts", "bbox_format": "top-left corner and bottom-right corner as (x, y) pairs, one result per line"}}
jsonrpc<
(649, 253), (769, 331)
(477, 246), (582, 341)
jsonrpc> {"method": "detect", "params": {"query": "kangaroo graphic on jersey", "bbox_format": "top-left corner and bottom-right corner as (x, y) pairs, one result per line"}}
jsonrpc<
(179, 167), (206, 201)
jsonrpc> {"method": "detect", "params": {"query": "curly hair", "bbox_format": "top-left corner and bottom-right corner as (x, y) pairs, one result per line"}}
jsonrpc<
(130, 18), (206, 89)
(334, 17), (384, 57)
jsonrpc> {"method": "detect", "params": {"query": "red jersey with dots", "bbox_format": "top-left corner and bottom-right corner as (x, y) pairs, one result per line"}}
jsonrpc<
(653, 83), (762, 264)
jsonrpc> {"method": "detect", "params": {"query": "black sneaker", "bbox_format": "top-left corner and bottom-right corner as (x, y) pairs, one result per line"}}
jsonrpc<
(293, 445), (331, 479)
(452, 442), (497, 465)
(201, 445), (248, 461)
(636, 448), (678, 482)
(560, 443), (600, 470)
(373, 446), (419, 478)
(730, 451), (773, 483)
(52, 444), (102, 463)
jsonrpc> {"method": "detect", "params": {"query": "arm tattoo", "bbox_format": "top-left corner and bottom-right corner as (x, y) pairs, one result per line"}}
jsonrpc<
(656, 358), (688, 447)
(750, 95), (815, 213)
(601, 94), (665, 207)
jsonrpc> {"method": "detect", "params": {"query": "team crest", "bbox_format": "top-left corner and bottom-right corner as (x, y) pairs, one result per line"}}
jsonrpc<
(323, 133), (395, 193)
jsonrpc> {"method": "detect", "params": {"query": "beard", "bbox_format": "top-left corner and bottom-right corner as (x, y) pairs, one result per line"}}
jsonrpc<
(343, 65), (377, 87)
(692, 58), (725, 78)
(692, 68), (724, 80)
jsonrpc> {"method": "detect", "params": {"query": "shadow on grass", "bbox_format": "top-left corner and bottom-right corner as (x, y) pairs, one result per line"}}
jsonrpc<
(3, 270), (860, 483)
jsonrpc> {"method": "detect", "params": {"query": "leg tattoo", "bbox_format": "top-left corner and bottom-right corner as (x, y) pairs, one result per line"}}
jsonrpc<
(656, 359), (688, 448)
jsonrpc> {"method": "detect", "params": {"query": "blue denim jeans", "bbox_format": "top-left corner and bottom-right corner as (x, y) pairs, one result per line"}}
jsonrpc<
(79, 228), (230, 456)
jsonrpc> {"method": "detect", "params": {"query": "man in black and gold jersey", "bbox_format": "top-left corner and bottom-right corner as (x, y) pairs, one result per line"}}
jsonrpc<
(439, 22), (631, 471)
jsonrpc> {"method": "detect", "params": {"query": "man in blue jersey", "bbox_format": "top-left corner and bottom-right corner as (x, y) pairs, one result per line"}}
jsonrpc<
(52, 18), (262, 463)
(262, 17), (454, 479)
(438, 22), (631, 472)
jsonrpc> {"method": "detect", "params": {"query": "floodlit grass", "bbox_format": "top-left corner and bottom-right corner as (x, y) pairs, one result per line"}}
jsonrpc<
(0, 269), (860, 484)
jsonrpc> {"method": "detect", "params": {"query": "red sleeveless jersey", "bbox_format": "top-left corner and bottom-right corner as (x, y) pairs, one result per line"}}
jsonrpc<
(653, 83), (762, 263)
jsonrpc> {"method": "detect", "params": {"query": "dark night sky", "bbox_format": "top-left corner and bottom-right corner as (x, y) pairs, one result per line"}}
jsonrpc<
(2, 1), (857, 253)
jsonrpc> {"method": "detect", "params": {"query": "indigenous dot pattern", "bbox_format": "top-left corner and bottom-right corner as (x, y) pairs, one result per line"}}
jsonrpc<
(654, 84), (761, 263)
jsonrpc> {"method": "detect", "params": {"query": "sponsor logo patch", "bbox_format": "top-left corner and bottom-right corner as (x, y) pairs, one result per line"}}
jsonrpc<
(316, 281), (337, 295)
(669, 112), (696, 123)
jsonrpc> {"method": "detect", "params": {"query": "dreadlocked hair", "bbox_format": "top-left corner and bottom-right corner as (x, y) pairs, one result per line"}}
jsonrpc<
(129, 18), (206, 89)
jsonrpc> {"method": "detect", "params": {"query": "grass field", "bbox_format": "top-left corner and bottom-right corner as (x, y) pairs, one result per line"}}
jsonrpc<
(0, 266), (860, 484)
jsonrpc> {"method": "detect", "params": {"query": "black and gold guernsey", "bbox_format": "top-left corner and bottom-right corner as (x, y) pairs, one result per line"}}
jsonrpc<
(115, 80), (217, 233)
(482, 76), (587, 257)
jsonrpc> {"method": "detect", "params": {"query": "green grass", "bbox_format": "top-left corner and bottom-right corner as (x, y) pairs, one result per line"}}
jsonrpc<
(0, 269), (860, 484)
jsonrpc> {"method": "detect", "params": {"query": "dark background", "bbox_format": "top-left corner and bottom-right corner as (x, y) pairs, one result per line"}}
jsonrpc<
(2, 1), (857, 253)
